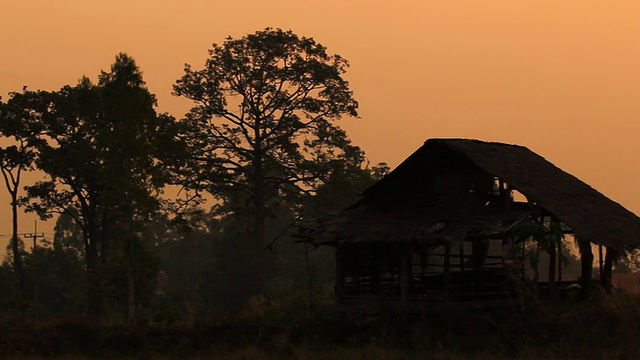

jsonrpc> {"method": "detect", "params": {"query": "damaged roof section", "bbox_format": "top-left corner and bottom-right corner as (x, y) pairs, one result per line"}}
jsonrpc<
(305, 138), (640, 253)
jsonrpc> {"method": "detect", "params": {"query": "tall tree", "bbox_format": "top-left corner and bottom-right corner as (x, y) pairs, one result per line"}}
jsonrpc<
(20, 54), (171, 318)
(0, 93), (39, 310)
(173, 28), (362, 292)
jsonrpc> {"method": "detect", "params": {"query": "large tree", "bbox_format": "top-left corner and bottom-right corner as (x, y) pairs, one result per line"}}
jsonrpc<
(0, 92), (39, 310)
(20, 54), (171, 317)
(173, 28), (363, 291)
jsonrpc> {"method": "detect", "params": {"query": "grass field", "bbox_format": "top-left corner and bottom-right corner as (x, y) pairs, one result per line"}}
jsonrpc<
(2, 293), (640, 359)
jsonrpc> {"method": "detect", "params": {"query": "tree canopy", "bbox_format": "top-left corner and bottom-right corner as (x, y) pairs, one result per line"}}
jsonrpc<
(173, 28), (363, 200)
(0, 30), (385, 320)
(173, 28), (366, 293)
(0, 91), (40, 309)
(16, 53), (171, 317)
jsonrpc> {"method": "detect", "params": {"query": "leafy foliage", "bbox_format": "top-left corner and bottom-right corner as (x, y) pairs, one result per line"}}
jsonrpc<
(0, 30), (383, 321)
(172, 28), (367, 296)
(13, 54), (171, 317)
(0, 92), (41, 306)
(174, 28), (363, 216)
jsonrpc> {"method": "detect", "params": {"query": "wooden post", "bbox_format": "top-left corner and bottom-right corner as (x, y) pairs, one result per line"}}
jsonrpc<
(459, 242), (467, 293)
(557, 240), (563, 283)
(420, 246), (429, 276)
(547, 241), (558, 299)
(443, 244), (451, 295)
(400, 245), (411, 309)
(598, 245), (604, 280)
(335, 245), (346, 304)
(577, 237), (594, 300)
(602, 247), (617, 294)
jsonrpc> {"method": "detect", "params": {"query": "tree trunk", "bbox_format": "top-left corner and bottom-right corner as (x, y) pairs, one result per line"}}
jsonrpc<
(86, 241), (102, 318)
(127, 235), (136, 323)
(10, 194), (26, 314)
(127, 272), (136, 323)
(253, 154), (268, 296)
(85, 220), (104, 319)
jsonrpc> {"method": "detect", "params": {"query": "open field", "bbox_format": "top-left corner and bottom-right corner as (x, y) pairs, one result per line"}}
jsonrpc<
(2, 293), (640, 359)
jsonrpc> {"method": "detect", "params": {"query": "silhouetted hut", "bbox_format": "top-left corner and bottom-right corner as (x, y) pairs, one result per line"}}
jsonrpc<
(297, 139), (640, 310)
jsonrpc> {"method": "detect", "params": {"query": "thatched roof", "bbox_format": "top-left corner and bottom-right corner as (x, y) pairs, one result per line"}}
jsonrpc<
(306, 202), (531, 246)
(307, 139), (640, 252)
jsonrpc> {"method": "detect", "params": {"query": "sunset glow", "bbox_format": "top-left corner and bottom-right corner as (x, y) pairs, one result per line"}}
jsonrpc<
(1, 1), (638, 238)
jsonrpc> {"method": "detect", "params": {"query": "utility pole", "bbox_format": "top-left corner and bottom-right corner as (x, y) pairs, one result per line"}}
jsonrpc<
(22, 220), (45, 251)
(23, 220), (44, 304)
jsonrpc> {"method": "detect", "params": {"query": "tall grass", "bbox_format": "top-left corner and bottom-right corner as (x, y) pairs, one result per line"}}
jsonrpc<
(3, 292), (640, 359)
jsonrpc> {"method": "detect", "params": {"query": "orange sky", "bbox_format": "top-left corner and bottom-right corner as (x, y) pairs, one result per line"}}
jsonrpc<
(1, 1), (639, 245)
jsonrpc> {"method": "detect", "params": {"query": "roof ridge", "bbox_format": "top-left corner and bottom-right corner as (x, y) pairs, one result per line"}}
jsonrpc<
(424, 138), (529, 150)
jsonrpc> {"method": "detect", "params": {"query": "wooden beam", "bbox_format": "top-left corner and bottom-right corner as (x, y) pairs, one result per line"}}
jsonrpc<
(577, 237), (594, 300)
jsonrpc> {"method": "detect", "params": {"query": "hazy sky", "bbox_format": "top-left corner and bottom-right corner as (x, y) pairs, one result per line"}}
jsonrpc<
(1, 1), (639, 242)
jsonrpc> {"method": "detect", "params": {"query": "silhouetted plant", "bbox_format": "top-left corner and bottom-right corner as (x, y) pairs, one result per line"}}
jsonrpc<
(173, 28), (364, 295)
(16, 54), (172, 318)
(0, 94), (40, 310)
